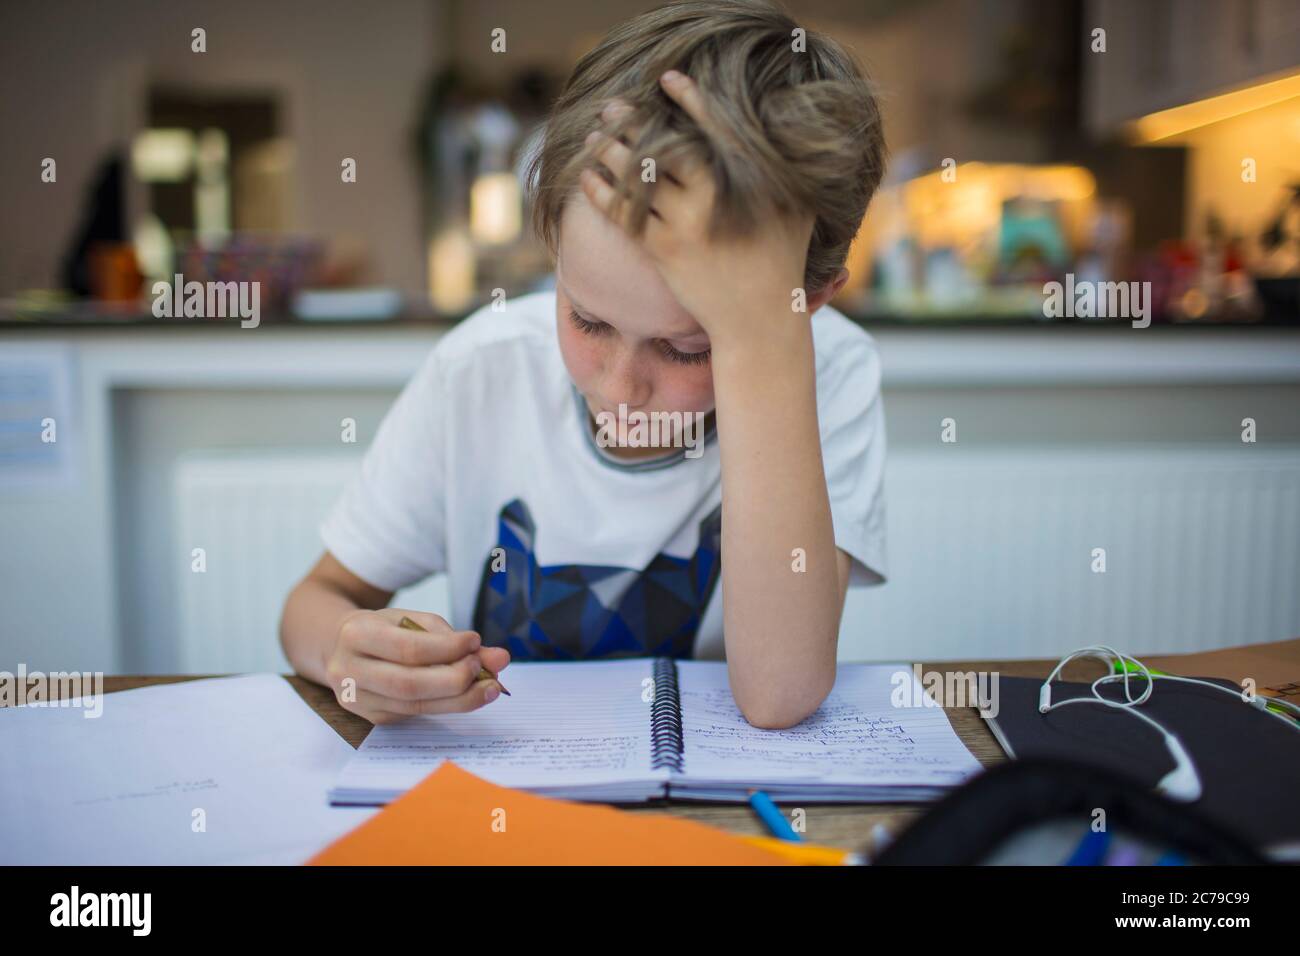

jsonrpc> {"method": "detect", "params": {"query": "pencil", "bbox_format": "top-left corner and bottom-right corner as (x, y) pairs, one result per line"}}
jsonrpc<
(397, 616), (510, 696)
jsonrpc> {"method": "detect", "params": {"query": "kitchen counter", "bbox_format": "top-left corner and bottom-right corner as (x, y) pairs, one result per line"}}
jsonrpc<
(5, 319), (1299, 388)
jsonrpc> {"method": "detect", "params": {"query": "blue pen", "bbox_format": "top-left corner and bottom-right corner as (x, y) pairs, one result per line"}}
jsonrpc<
(748, 790), (803, 842)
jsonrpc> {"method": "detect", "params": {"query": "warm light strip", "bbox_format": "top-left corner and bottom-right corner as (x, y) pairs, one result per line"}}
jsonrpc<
(1130, 69), (1300, 142)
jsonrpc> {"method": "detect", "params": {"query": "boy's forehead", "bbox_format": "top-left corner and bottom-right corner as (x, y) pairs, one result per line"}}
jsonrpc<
(558, 193), (706, 339)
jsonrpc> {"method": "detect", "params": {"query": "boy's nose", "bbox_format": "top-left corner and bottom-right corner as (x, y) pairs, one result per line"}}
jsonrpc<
(602, 350), (651, 409)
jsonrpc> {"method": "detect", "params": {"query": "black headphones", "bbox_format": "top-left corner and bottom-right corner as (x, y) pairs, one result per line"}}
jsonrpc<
(871, 758), (1267, 866)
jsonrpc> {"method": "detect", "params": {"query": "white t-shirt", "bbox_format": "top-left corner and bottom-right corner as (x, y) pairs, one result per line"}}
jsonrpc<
(320, 288), (887, 661)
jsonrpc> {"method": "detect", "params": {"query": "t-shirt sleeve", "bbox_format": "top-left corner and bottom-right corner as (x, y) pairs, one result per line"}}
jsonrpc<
(816, 326), (888, 586)
(319, 347), (448, 593)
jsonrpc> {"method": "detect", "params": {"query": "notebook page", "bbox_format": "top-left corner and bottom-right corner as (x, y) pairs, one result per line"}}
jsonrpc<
(676, 662), (984, 787)
(330, 659), (665, 799)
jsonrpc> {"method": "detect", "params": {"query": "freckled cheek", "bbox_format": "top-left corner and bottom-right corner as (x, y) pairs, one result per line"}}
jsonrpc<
(557, 321), (603, 392)
(658, 364), (716, 415)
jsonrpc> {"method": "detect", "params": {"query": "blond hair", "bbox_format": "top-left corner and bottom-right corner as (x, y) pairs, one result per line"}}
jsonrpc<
(526, 0), (886, 295)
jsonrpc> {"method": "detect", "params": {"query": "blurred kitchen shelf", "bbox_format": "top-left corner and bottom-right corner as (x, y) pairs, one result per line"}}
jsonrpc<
(0, 296), (465, 329)
(1, 298), (1296, 330)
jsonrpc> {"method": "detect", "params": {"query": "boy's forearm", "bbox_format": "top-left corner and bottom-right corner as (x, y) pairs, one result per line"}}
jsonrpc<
(710, 321), (842, 728)
(279, 579), (358, 687)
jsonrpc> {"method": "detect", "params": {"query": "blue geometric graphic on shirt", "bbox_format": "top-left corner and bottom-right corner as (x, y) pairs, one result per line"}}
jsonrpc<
(472, 497), (722, 661)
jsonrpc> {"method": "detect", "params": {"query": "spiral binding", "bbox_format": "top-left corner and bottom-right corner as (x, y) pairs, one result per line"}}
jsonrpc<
(649, 657), (684, 773)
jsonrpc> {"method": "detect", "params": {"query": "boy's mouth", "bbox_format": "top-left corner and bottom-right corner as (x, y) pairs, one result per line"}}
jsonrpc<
(585, 396), (634, 420)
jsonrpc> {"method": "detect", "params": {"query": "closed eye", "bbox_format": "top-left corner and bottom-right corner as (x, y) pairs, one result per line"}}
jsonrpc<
(656, 340), (711, 366)
(568, 309), (610, 335)
(569, 308), (711, 367)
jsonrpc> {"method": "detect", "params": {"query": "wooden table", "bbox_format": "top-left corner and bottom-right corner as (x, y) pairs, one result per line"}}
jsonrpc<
(88, 657), (1088, 851)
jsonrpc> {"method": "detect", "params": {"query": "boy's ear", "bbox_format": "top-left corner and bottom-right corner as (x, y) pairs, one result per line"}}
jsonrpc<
(805, 268), (850, 313)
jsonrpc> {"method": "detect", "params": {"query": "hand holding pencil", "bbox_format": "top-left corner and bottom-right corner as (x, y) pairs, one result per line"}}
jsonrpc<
(398, 616), (510, 696)
(323, 608), (510, 725)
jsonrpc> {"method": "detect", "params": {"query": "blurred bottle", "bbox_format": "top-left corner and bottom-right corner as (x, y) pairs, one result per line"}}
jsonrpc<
(88, 242), (143, 303)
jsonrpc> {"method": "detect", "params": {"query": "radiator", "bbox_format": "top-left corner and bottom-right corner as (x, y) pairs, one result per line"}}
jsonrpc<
(840, 446), (1300, 661)
(173, 453), (448, 673)
(173, 447), (1300, 672)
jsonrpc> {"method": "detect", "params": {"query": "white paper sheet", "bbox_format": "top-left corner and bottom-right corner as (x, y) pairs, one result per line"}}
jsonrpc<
(0, 674), (376, 864)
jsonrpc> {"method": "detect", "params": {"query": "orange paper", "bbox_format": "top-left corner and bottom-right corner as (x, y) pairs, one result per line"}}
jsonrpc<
(309, 761), (790, 865)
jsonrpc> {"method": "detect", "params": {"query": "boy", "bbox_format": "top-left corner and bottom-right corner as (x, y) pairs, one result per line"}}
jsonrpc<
(280, 0), (887, 730)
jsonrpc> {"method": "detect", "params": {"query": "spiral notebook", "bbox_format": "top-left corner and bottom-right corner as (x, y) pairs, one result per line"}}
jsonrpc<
(328, 658), (984, 805)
